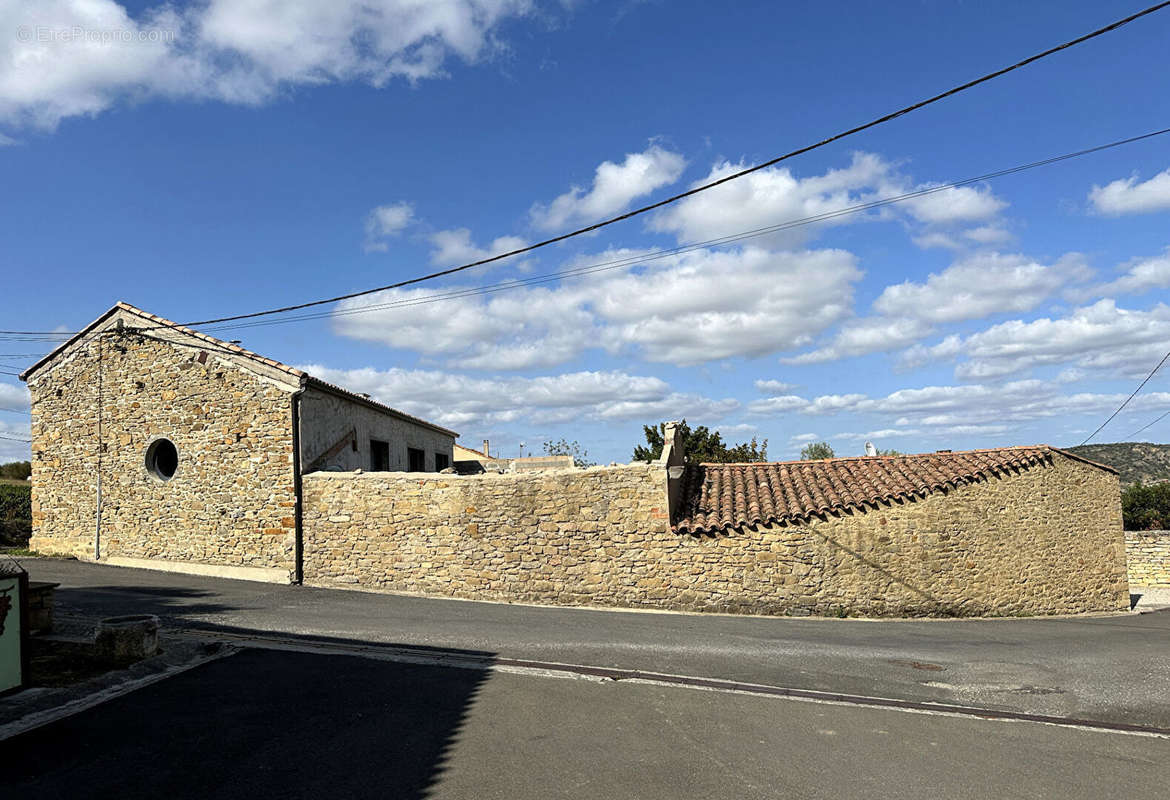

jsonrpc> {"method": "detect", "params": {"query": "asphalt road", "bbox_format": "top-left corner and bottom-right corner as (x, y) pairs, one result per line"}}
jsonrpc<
(23, 558), (1170, 728)
(4, 648), (1168, 799)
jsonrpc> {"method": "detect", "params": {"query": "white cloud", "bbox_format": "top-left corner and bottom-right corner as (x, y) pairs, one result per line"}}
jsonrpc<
(772, 379), (1170, 444)
(754, 379), (798, 394)
(953, 300), (1170, 381)
(832, 428), (917, 442)
(333, 283), (595, 370)
(873, 252), (1089, 324)
(746, 395), (809, 415)
(1079, 248), (1170, 299)
(651, 152), (893, 246)
(0, 410), (31, 461)
(333, 245), (863, 369)
(296, 364), (736, 430)
(900, 184), (1005, 225)
(963, 225), (1012, 245)
(0, 0), (534, 129)
(1089, 168), (1170, 216)
(800, 394), (868, 416)
(897, 334), (963, 371)
(428, 228), (528, 267)
(363, 202), (415, 252)
(788, 432), (819, 444)
(0, 383), (31, 409)
(784, 317), (932, 365)
(593, 247), (860, 365)
(788, 252), (1090, 365)
(529, 144), (685, 232)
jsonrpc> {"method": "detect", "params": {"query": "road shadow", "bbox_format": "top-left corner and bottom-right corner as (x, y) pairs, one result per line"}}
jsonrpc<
(2, 646), (494, 799)
(54, 583), (243, 620)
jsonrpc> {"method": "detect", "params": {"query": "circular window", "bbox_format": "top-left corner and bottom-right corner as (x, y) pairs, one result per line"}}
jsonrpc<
(146, 439), (179, 481)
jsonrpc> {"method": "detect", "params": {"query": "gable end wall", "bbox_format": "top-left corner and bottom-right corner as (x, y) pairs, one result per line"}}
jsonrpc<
(300, 386), (455, 473)
(28, 330), (298, 578)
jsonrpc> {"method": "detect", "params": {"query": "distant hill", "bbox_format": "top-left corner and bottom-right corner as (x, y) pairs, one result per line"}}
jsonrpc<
(1064, 442), (1170, 488)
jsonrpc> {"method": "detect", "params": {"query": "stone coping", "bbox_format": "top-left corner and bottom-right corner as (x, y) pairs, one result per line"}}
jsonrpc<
(303, 463), (659, 482)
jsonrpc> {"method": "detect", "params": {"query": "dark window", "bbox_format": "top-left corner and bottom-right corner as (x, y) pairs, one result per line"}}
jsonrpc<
(407, 447), (426, 472)
(370, 440), (391, 472)
(435, 453), (450, 471)
(146, 438), (178, 481)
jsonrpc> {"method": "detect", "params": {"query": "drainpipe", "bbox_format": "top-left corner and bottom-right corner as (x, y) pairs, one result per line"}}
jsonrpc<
(291, 382), (306, 585)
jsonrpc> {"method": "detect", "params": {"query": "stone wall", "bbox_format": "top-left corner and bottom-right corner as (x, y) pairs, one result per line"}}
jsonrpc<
(28, 320), (298, 578)
(302, 453), (1128, 616)
(1125, 530), (1170, 587)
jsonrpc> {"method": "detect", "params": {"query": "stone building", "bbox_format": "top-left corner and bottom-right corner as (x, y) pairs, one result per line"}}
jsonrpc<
(21, 307), (1130, 616)
(21, 302), (456, 582)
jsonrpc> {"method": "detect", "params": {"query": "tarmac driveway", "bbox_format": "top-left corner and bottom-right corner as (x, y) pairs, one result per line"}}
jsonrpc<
(5, 647), (1169, 800)
(21, 557), (1170, 729)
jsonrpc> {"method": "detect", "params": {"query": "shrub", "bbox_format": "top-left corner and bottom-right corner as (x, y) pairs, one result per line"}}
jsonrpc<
(0, 482), (31, 547)
(1121, 481), (1170, 531)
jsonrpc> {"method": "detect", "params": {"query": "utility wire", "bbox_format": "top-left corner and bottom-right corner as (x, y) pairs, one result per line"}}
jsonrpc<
(1126, 408), (1170, 440)
(165, 127), (1170, 336)
(0, 407), (30, 416)
(0, 433), (31, 443)
(1079, 349), (1170, 445)
(116, 1), (1170, 333)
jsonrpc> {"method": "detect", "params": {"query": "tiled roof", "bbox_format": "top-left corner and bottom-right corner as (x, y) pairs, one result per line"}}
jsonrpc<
(672, 446), (1110, 534)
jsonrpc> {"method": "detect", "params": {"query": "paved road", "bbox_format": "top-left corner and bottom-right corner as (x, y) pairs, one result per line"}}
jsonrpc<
(4, 648), (1168, 799)
(24, 558), (1170, 728)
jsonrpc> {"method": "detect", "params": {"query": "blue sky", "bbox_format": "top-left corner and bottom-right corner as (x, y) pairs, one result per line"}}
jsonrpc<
(2, 0), (1170, 464)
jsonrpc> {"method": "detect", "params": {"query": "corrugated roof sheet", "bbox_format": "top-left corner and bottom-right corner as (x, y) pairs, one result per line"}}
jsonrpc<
(672, 446), (1109, 534)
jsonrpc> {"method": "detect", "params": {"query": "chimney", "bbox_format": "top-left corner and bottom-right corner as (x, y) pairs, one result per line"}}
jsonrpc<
(483, 439), (490, 458)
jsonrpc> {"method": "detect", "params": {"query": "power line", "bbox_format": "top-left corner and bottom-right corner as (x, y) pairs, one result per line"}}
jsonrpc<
(0, 407), (30, 416)
(1079, 349), (1170, 445)
(161, 127), (1167, 336)
(124, 1), (1170, 333)
(0, 433), (31, 443)
(1124, 407), (1170, 440)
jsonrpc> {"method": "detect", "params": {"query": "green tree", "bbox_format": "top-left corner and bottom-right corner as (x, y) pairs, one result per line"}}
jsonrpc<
(1121, 481), (1170, 530)
(0, 461), (31, 481)
(0, 483), (31, 546)
(543, 438), (595, 468)
(633, 420), (768, 463)
(800, 442), (835, 460)
(876, 448), (902, 456)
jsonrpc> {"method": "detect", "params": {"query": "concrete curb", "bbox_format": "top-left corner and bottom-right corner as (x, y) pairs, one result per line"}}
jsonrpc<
(0, 644), (238, 742)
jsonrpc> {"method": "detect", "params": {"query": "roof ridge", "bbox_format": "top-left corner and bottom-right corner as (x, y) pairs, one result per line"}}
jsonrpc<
(695, 444), (1053, 468)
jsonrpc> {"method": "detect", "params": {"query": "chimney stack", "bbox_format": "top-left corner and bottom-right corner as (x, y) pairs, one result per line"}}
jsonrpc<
(483, 439), (490, 458)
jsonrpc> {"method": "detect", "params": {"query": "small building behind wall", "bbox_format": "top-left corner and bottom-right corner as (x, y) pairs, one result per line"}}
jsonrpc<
(20, 302), (455, 583)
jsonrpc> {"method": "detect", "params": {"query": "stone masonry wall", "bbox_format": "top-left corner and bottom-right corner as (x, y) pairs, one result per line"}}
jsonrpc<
(1125, 530), (1170, 587)
(28, 326), (298, 575)
(303, 453), (1128, 616)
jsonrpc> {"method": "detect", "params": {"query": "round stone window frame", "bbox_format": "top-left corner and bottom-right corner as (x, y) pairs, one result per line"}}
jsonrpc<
(145, 437), (180, 483)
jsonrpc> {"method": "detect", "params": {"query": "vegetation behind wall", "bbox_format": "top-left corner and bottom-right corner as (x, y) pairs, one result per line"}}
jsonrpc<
(0, 483), (31, 547)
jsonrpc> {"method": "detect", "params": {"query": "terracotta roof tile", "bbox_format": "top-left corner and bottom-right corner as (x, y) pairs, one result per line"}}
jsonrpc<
(672, 446), (1107, 534)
